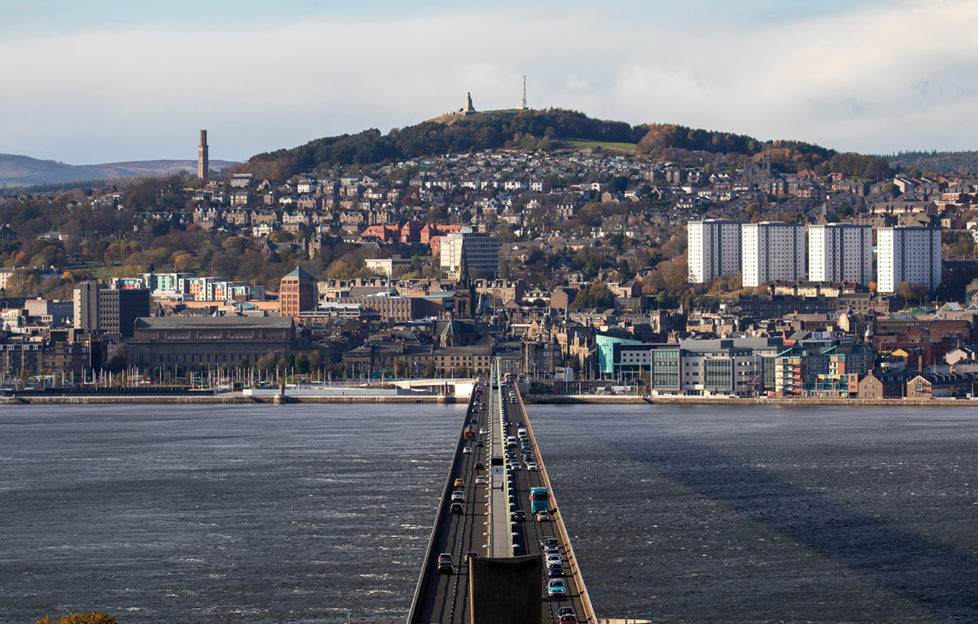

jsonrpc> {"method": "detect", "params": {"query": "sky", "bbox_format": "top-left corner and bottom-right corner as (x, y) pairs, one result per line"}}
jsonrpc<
(2, 0), (978, 164)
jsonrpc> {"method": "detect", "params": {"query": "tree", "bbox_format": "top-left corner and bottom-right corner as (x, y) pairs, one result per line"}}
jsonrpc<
(570, 282), (616, 310)
(607, 175), (629, 194)
(910, 282), (929, 306)
(256, 352), (278, 375)
(423, 359), (437, 378)
(393, 357), (408, 378)
(173, 252), (196, 272)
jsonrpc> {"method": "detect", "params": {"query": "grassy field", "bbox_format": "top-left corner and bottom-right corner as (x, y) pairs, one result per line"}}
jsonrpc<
(562, 139), (638, 153)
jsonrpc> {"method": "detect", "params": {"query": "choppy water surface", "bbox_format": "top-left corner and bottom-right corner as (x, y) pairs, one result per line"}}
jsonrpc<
(2, 403), (978, 623)
(533, 404), (978, 624)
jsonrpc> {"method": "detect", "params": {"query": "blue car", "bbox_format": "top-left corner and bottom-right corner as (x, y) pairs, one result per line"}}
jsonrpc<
(547, 578), (567, 597)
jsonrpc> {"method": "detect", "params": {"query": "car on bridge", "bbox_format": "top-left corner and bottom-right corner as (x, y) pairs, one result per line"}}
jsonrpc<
(454, 478), (465, 487)
(462, 446), (472, 454)
(450, 501), (464, 514)
(537, 510), (552, 522)
(559, 614), (578, 624)
(547, 578), (567, 597)
(547, 564), (564, 578)
(437, 553), (454, 574)
(451, 491), (465, 502)
(558, 607), (577, 619)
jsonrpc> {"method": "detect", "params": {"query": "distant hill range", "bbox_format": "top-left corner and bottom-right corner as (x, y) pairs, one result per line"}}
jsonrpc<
(0, 154), (238, 188)
(883, 151), (978, 175)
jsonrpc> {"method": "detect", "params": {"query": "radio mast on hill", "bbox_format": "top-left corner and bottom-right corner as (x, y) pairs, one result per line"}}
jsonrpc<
(522, 75), (528, 110)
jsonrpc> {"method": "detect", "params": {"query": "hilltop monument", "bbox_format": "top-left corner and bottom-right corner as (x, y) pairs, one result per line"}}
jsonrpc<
(461, 92), (476, 115)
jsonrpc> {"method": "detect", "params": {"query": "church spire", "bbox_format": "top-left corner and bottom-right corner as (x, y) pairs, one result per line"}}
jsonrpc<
(454, 245), (476, 319)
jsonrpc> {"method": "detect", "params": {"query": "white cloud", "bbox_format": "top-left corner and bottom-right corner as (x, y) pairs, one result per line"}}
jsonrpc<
(2, 0), (978, 162)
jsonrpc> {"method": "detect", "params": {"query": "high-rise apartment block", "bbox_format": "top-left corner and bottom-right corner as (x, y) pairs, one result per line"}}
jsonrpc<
(876, 226), (942, 293)
(198, 130), (209, 180)
(687, 219), (743, 284)
(808, 223), (873, 285)
(741, 222), (806, 287)
(440, 233), (499, 278)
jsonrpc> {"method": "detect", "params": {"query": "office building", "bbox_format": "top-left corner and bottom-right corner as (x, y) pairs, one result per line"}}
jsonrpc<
(741, 222), (806, 287)
(808, 223), (873, 285)
(73, 282), (151, 338)
(279, 266), (318, 320)
(687, 219), (743, 284)
(440, 233), (499, 278)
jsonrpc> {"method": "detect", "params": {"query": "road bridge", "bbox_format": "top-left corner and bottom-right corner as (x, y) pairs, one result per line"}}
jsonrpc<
(407, 364), (597, 624)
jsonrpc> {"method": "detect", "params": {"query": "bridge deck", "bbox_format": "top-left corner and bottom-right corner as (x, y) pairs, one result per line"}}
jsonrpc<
(408, 367), (595, 624)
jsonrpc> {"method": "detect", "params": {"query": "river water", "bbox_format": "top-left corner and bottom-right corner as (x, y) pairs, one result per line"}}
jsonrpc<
(1, 403), (977, 623)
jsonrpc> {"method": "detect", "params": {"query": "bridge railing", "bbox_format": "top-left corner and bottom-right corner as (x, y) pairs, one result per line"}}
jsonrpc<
(516, 384), (598, 624)
(406, 384), (478, 624)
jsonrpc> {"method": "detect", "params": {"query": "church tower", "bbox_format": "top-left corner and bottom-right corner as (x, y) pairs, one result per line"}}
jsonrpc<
(453, 246), (477, 319)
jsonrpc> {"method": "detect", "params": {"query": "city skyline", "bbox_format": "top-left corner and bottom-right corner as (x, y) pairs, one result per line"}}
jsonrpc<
(3, 0), (978, 164)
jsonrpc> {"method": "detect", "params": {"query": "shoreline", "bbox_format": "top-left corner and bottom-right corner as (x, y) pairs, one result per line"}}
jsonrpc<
(0, 394), (459, 405)
(523, 395), (978, 408)
(0, 393), (975, 407)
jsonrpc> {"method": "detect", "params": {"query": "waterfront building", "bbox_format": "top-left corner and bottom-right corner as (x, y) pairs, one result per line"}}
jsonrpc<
(808, 223), (873, 285)
(126, 316), (295, 369)
(876, 226), (942, 293)
(741, 222), (806, 288)
(595, 333), (643, 378)
(645, 338), (783, 397)
(687, 219), (743, 284)
(0, 328), (94, 379)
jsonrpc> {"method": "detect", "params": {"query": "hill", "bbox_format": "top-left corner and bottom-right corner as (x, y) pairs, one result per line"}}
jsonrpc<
(884, 151), (978, 175)
(244, 108), (854, 181)
(0, 154), (238, 188)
